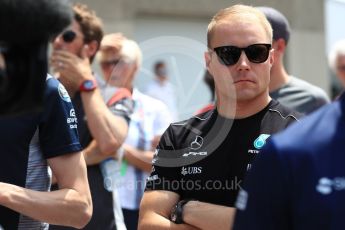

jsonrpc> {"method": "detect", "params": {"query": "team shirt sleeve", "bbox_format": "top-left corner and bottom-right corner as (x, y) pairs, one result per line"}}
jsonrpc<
(39, 80), (82, 158)
(107, 97), (134, 125)
(233, 140), (291, 230)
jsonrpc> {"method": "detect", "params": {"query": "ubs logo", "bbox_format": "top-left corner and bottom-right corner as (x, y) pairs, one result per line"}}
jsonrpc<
(181, 166), (202, 176)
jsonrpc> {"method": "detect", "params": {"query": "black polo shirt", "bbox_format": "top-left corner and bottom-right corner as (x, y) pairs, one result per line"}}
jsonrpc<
(145, 100), (301, 207)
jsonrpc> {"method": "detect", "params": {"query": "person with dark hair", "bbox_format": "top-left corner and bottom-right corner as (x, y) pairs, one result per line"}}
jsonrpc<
(145, 61), (178, 121)
(0, 0), (72, 116)
(0, 0), (92, 229)
(139, 4), (301, 230)
(258, 6), (330, 114)
(50, 3), (131, 230)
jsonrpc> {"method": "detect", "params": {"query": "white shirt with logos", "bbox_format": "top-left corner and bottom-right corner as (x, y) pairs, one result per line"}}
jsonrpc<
(117, 88), (172, 210)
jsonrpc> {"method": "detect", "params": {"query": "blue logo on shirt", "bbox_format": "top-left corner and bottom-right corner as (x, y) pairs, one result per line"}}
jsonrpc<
(253, 134), (270, 149)
(58, 83), (71, 102)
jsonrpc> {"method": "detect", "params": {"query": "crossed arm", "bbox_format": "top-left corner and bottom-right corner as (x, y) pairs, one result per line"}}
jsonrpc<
(84, 141), (155, 173)
(138, 190), (236, 230)
(80, 88), (128, 154)
(52, 49), (128, 156)
(0, 152), (92, 229)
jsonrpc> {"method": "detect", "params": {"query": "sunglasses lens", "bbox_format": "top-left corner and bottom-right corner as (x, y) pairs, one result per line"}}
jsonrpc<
(245, 44), (270, 63)
(214, 46), (241, 66)
(62, 30), (76, 43)
(214, 44), (270, 66)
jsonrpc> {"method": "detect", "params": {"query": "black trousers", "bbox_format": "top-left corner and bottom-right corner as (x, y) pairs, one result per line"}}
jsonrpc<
(122, 208), (139, 230)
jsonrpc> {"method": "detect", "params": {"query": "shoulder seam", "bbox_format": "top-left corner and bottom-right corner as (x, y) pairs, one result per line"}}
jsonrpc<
(171, 110), (214, 126)
(269, 109), (300, 122)
(171, 122), (187, 126)
(193, 110), (214, 121)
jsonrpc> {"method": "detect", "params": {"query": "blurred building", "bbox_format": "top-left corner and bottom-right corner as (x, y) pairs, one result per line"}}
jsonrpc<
(82, 0), (329, 119)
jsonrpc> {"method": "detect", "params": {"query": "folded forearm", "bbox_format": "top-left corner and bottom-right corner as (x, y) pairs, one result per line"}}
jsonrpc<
(124, 145), (153, 172)
(0, 183), (91, 228)
(139, 213), (200, 230)
(83, 140), (111, 165)
(183, 201), (234, 230)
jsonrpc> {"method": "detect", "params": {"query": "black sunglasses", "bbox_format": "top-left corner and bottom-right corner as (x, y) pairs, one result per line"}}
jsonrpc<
(100, 59), (121, 69)
(61, 30), (77, 43)
(213, 43), (271, 66)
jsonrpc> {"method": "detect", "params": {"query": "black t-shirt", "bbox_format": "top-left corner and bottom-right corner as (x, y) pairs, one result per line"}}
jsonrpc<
(145, 100), (301, 207)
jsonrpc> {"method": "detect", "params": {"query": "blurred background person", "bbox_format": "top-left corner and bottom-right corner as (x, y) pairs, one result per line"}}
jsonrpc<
(258, 6), (330, 115)
(50, 3), (130, 230)
(98, 34), (172, 230)
(195, 70), (216, 114)
(145, 60), (178, 121)
(328, 39), (345, 97)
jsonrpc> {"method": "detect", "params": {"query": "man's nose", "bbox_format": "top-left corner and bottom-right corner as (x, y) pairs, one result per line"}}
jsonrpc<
(52, 35), (64, 49)
(236, 51), (251, 71)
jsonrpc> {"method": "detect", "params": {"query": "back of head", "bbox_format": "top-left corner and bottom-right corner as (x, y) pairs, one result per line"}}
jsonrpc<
(257, 6), (291, 43)
(0, 0), (72, 116)
(0, 0), (72, 44)
(328, 39), (345, 73)
(207, 4), (273, 48)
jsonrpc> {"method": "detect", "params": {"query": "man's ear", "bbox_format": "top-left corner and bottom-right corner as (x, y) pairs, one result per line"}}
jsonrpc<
(269, 48), (274, 67)
(86, 40), (99, 57)
(273, 38), (286, 54)
(205, 51), (212, 70)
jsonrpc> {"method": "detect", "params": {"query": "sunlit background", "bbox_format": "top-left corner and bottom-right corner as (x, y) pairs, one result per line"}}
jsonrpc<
(79, 0), (345, 120)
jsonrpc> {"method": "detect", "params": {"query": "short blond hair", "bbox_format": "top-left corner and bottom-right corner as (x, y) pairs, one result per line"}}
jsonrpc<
(99, 35), (142, 69)
(121, 39), (142, 69)
(207, 4), (273, 48)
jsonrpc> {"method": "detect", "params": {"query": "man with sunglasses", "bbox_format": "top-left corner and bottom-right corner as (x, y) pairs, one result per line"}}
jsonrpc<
(258, 7), (329, 114)
(50, 3), (130, 230)
(139, 4), (301, 230)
